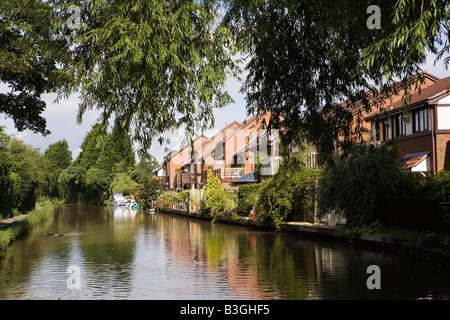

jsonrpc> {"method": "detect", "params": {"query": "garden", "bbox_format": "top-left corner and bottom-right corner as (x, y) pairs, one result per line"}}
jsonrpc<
(155, 142), (450, 236)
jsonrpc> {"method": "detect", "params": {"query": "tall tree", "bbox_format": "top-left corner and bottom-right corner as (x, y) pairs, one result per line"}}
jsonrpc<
(9, 138), (45, 212)
(42, 139), (72, 198)
(223, 0), (450, 158)
(0, 126), (13, 216)
(97, 126), (135, 174)
(77, 123), (105, 171)
(44, 140), (72, 171)
(58, 0), (239, 158)
(0, 0), (69, 135)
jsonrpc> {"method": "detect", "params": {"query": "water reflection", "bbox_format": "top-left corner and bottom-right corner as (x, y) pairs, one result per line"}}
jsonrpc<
(0, 205), (449, 300)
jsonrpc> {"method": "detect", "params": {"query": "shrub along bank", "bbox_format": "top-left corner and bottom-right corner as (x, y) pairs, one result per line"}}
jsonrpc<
(0, 202), (54, 258)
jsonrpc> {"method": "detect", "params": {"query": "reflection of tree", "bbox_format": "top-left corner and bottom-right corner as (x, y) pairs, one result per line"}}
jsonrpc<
(250, 234), (319, 299)
(76, 205), (137, 297)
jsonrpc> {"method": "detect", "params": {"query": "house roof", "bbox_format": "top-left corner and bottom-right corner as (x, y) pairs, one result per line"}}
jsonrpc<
(232, 171), (261, 183)
(165, 133), (209, 162)
(365, 74), (450, 121)
(403, 151), (431, 169)
(200, 120), (242, 158)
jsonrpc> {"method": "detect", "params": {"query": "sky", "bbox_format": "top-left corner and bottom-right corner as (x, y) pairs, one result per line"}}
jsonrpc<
(0, 70), (249, 164)
(1, 54), (450, 165)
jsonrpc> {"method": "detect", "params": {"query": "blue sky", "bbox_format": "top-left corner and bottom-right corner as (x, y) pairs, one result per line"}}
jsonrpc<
(1, 54), (449, 165)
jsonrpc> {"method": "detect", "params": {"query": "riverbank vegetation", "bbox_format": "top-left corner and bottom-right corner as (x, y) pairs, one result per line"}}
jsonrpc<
(156, 141), (450, 237)
(0, 124), (161, 219)
(0, 202), (54, 258)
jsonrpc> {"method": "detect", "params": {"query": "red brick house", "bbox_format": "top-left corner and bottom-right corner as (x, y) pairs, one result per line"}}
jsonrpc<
(363, 72), (450, 175)
(155, 112), (281, 189)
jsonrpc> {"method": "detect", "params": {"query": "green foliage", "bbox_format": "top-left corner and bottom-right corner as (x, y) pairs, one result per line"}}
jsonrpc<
(204, 172), (229, 220)
(0, 127), (13, 216)
(0, 0), (69, 135)
(139, 175), (161, 211)
(132, 159), (159, 184)
(42, 140), (72, 199)
(256, 157), (320, 230)
(417, 170), (450, 202)
(176, 191), (190, 204)
(223, 0), (450, 159)
(8, 138), (45, 213)
(77, 123), (105, 172)
(85, 167), (111, 204)
(361, 0), (450, 80)
(0, 203), (54, 258)
(44, 140), (72, 171)
(236, 184), (261, 217)
(58, 123), (138, 204)
(60, 0), (239, 157)
(109, 172), (140, 196)
(97, 127), (135, 174)
(346, 220), (383, 237)
(317, 142), (417, 227)
(58, 162), (85, 203)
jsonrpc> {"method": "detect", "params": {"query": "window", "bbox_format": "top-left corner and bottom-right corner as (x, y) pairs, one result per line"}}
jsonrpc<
(373, 120), (390, 141)
(413, 108), (429, 133)
(382, 121), (389, 141)
(393, 114), (406, 137)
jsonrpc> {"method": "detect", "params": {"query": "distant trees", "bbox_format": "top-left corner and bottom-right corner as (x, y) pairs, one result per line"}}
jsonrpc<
(0, 123), (160, 216)
(59, 123), (137, 204)
(42, 140), (72, 199)
(0, 126), (46, 218)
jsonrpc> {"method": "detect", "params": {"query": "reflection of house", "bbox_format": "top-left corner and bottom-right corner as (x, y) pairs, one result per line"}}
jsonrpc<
(156, 112), (294, 189)
(362, 72), (450, 175)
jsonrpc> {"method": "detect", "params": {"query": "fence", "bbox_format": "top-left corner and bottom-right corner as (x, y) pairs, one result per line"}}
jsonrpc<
(376, 198), (450, 233)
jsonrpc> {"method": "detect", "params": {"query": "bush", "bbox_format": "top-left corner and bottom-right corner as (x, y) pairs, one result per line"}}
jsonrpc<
(418, 170), (450, 201)
(139, 175), (161, 210)
(176, 190), (189, 204)
(236, 184), (261, 217)
(256, 157), (320, 230)
(317, 141), (417, 227)
(204, 172), (229, 220)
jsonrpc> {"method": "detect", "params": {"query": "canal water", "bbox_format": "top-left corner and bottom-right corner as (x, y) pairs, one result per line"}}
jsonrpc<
(0, 204), (449, 300)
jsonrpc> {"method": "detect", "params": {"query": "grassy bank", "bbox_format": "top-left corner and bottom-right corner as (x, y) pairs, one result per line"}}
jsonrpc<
(0, 202), (54, 258)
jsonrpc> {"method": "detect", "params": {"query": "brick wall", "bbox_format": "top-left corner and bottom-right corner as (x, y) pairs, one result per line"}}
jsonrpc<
(436, 133), (450, 171)
(396, 133), (433, 158)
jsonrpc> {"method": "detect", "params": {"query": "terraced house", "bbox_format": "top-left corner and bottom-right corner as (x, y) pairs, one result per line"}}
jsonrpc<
(155, 112), (285, 189)
(362, 72), (450, 175)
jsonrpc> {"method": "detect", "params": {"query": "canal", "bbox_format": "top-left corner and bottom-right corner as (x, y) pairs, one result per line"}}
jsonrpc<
(0, 204), (449, 300)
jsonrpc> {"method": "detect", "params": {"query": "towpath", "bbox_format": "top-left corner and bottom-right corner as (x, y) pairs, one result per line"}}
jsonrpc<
(0, 206), (42, 230)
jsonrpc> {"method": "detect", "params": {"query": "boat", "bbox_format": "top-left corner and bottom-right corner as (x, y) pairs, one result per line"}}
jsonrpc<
(111, 193), (125, 206)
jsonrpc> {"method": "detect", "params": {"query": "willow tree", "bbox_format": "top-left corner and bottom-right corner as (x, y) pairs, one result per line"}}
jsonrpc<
(57, 0), (239, 158)
(223, 0), (450, 159)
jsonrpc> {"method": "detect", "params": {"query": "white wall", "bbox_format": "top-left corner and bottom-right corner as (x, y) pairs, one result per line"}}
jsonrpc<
(437, 106), (450, 130)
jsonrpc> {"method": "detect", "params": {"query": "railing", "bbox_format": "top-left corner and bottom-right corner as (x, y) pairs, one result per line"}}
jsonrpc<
(175, 173), (197, 188)
(220, 167), (246, 180)
(299, 152), (320, 169)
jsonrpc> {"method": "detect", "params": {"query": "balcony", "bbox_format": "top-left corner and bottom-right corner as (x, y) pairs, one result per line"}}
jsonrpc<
(158, 176), (169, 188)
(213, 167), (246, 181)
(175, 173), (198, 189)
